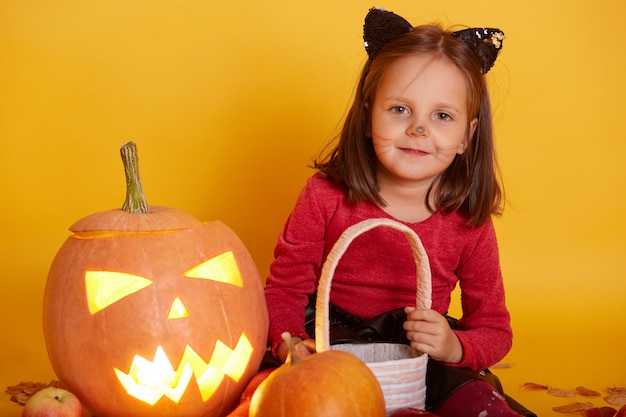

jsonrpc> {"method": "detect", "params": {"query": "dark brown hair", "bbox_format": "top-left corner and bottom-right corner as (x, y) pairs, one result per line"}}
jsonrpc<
(314, 24), (503, 227)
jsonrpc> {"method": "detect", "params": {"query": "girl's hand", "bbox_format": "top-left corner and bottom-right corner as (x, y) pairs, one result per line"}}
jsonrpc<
(276, 337), (316, 363)
(403, 307), (463, 364)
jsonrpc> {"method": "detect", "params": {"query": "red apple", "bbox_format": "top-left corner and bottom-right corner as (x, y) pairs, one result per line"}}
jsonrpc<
(22, 387), (83, 417)
(615, 405), (626, 417)
(227, 368), (275, 417)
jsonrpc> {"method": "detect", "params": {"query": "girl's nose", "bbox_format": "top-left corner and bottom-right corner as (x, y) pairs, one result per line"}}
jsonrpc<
(408, 115), (428, 137)
(409, 122), (428, 137)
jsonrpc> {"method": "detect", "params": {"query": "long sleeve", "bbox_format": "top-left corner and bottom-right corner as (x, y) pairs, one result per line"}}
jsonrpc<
(264, 177), (330, 355)
(450, 219), (512, 370)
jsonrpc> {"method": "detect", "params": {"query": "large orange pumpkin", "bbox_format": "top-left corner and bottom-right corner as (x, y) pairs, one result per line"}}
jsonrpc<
(43, 142), (268, 417)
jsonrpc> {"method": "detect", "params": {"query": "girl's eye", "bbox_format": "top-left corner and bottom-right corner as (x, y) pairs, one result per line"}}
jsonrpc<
(390, 106), (409, 115)
(435, 112), (452, 121)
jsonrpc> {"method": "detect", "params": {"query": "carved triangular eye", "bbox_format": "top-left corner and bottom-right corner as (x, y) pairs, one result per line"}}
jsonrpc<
(183, 251), (243, 288)
(85, 271), (153, 314)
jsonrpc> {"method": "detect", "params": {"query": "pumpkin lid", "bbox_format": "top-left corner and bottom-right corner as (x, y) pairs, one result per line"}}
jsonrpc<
(70, 206), (204, 233)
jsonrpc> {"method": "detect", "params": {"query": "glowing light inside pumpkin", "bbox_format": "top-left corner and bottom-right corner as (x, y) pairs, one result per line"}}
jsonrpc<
(85, 271), (152, 314)
(114, 333), (254, 405)
(183, 251), (243, 287)
(85, 250), (243, 316)
(168, 297), (188, 319)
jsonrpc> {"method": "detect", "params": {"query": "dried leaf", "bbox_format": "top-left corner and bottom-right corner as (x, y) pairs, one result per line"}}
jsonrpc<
(5, 385), (23, 395)
(5, 381), (63, 406)
(520, 382), (549, 390)
(549, 387), (576, 397)
(490, 362), (515, 369)
(553, 402), (595, 413)
(606, 393), (626, 407)
(585, 407), (617, 417)
(577, 386), (602, 397)
(606, 388), (626, 407)
(22, 382), (47, 395)
(10, 392), (30, 405)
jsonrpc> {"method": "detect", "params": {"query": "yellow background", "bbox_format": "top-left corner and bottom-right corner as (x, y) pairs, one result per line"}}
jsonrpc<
(1, 0), (624, 416)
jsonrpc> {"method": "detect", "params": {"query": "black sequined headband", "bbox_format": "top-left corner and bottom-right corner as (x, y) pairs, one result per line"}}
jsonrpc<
(363, 7), (504, 74)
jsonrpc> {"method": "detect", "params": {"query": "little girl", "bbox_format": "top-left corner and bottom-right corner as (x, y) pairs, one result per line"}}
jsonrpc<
(264, 8), (535, 417)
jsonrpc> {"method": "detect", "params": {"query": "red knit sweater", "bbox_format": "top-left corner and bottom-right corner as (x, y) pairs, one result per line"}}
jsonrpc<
(264, 174), (512, 371)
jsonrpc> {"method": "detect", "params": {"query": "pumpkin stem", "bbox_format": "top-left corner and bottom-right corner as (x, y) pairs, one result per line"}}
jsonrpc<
(120, 141), (149, 214)
(281, 332), (302, 365)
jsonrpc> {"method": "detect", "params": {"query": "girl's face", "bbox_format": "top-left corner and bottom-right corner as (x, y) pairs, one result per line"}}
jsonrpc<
(369, 54), (477, 190)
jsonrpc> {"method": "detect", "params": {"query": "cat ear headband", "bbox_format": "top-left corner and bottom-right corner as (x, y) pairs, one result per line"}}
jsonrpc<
(363, 7), (504, 73)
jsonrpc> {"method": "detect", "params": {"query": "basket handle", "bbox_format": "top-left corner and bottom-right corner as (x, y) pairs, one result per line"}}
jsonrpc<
(315, 218), (433, 353)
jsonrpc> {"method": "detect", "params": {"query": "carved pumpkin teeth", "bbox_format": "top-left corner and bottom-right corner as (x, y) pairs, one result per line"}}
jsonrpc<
(114, 333), (253, 405)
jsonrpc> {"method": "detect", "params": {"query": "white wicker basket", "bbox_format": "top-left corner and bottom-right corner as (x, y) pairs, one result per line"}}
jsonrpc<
(314, 218), (432, 415)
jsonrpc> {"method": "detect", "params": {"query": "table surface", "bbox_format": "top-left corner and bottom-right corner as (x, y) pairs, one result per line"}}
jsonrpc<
(3, 367), (625, 417)
(2, 329), (625, 417)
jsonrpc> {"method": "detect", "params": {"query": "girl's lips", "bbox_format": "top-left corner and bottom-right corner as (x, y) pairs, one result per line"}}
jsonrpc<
(400, 147), (428, 156)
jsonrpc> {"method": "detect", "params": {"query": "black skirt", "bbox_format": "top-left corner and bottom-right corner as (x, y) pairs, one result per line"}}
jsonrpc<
(297, 293), (537, 417)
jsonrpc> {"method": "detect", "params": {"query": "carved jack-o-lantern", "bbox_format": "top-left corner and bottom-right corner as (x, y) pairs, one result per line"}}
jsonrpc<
(43, 143), (268, 417)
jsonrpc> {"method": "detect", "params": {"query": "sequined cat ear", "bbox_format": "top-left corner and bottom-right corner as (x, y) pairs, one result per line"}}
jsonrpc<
(452, 28), (505, 73)
(363, 7), (413, 58)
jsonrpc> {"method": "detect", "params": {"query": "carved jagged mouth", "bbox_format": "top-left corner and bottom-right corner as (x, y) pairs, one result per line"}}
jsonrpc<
(114, 333), (253, 405)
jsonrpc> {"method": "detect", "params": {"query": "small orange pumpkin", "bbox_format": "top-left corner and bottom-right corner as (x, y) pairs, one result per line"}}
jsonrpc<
(43, 142), (268, 417)
(249, 333), (386, 417)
